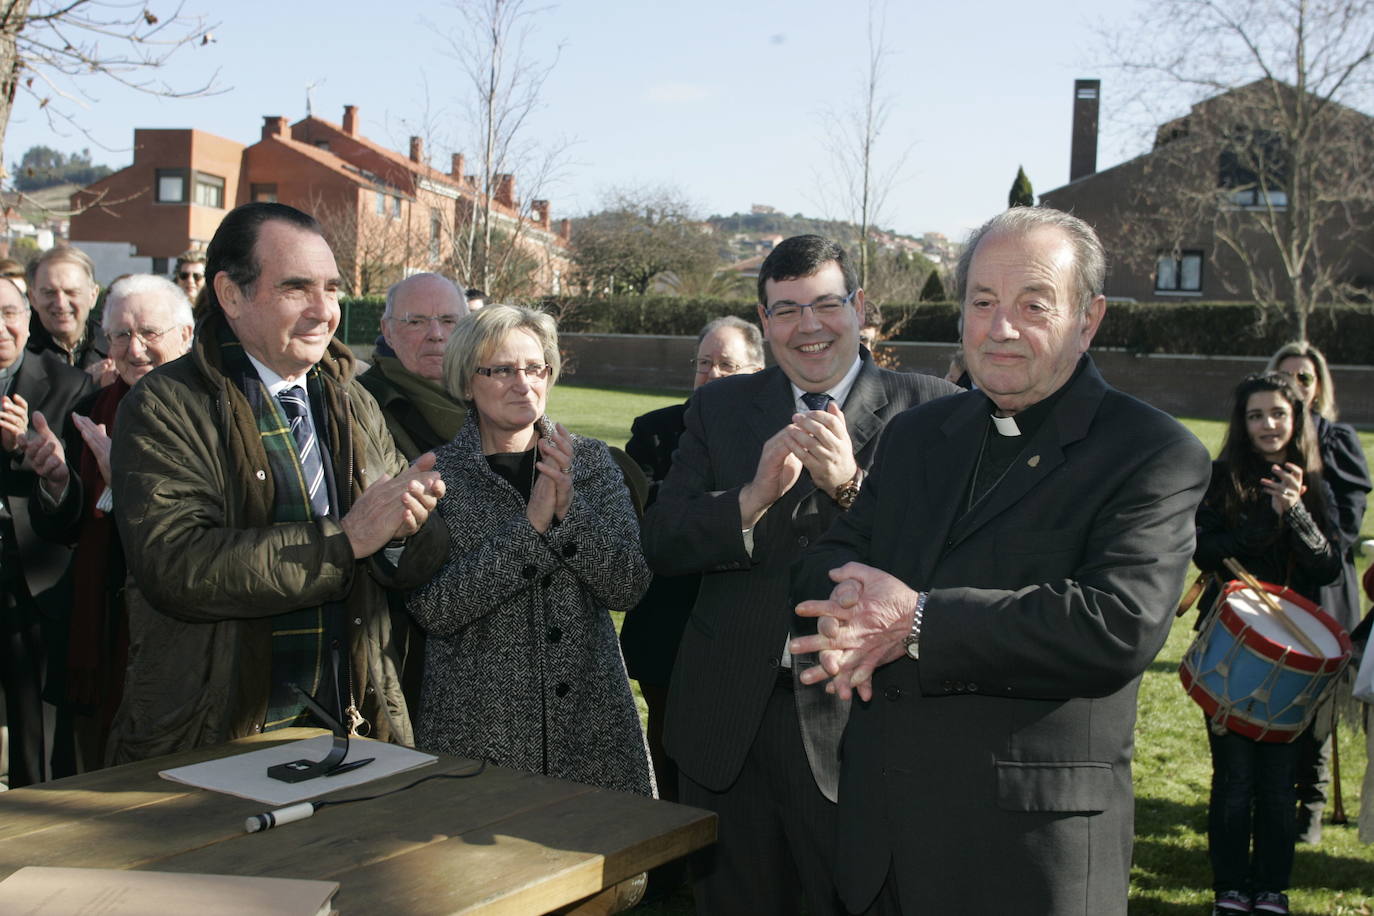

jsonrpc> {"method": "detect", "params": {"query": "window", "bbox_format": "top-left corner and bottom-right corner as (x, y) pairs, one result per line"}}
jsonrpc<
(157, 169), (224, 207)
(430, 209), (441, 259)
(376, 191), (386, 215)
(1219, 129), (1289, 210)
(156, 169), (187, 203)
(193, 173), (225, 209)
(151, 257), (169, 275)
(393, 196), (402, 218)
(251, 183), (278, 203)
(1156, 250), (1204, 294)
(1227, 187), (1289, 209)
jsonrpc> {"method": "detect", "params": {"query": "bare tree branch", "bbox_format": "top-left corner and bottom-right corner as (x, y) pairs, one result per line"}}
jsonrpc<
(0, 0), (222, 176)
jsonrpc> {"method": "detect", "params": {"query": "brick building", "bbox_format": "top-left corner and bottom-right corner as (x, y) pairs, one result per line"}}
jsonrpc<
(1040, 79), (1374, 305)
(68, 106), (571, 294)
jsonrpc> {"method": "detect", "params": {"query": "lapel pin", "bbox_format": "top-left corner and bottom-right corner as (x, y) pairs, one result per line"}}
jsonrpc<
(1027, 455), (1041, 468)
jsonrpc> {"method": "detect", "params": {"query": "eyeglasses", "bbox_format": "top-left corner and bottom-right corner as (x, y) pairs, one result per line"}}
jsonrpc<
(110, 325), (178, 347)
(763, 289), (858, 322)
(389, 314), (463, 331)
(1290, 371), (1316, 386)
(0, 305), (29, 321)
(475, 364), (552, 381)
(178, 271), (205, 281)
(691, 358), (749, 374)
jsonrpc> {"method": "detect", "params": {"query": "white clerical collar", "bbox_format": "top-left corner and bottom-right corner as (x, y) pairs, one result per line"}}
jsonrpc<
(991, 413), (1022, 437)
(790, 354), (864, 412)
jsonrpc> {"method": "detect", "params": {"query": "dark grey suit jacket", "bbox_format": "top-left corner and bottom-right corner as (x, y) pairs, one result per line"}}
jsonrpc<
(642, 353), (957, 802)
(1, 350), (95, 602)
(792, 357), (1211, 914)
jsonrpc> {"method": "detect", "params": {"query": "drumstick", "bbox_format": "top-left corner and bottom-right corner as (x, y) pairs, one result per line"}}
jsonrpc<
(1222, 558), (1323, 656)
(1330, 721), (1348, 825)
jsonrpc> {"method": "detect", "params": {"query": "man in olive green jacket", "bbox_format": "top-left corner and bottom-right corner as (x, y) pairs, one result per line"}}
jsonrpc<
(359, 272), (469, 458)
(107, 203), (447, 764)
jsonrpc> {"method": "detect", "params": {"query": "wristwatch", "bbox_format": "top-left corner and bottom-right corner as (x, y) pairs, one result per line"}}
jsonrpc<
(903, 591), (928, 660)
(833, 467), (864, 510)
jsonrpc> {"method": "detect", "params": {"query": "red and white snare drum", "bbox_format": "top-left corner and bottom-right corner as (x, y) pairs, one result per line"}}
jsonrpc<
(1180, 579), (1352, 743)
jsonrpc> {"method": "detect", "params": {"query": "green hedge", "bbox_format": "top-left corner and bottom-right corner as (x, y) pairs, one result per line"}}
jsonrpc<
(539, 296), (760, 336)
(338, 296), (1374, 363)
(338, 296), (386, 346)
(875, 301), (1374, 362)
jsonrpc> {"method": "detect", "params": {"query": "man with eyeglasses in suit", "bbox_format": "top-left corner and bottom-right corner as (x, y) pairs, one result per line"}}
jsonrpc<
(641, 235), (959, 914)
(622, 315), (763, 901)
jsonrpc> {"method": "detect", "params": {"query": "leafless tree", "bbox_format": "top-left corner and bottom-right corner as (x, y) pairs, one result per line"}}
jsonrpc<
(1103, 0), (1374, 340)
(435, 0), (570, 296)
(308, 192), (413, 297)
(570, 185), (721, 296)
(815, 0), (910, 289)
(0, 1), (219, 166)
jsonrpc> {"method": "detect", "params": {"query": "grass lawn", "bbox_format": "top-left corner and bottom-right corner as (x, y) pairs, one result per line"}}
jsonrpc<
(547, 383), (1374, 914)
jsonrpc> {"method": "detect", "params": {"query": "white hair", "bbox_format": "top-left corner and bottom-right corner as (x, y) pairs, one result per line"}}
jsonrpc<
(103, 274), (194, 330)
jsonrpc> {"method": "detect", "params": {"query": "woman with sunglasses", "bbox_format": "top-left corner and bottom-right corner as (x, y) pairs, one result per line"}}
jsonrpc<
(1266, 341), (1371, 843)
(406, 305), (653, 797)
(1194, 372), (1341, 916)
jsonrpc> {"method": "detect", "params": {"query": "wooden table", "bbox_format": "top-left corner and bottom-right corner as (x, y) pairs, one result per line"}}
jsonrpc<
(0, 728), (715, 914)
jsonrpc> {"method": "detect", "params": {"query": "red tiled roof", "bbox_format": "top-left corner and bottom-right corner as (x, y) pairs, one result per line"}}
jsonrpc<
(294, 116), (469, 195)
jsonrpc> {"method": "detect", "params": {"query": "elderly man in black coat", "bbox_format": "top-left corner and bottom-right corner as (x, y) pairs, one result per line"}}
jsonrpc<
(0, 277), (95, 786)
(791, 208), (1211, 915)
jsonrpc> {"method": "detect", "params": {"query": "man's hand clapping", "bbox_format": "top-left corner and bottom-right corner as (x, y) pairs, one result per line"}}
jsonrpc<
(341, 451), (446, 558)
(22, 410), (68, 499)
(791, 561), (920, 702)
(783, 401), (858, 497)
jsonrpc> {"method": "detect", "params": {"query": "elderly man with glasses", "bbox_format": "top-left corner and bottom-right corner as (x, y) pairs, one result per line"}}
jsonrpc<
(640, 235), (958, 914)
(25, 275), (194, 774)
(357, 272), (469, 710)
(621, 315), (762, 899)
(360, 273), (470, 459)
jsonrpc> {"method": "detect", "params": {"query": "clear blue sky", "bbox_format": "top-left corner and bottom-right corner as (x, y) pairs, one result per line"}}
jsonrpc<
(7, 0), (1161, 241)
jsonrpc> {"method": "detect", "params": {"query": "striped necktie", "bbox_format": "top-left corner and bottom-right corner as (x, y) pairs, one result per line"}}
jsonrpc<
(278, 385), (329, 519)
(801, 391), (833, 411)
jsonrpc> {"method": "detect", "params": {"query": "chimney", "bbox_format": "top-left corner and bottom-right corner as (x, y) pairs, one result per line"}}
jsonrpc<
(342, 105), (358, 137)
(558, 218), (571, 242)
(450, 153), (465, 180)
(409, 136), (423, 164)
(531, 199), (550, 228)
(261, 116), (288, 140)
(1070, 79), (1100, 182)
(494, 173), (515, 207)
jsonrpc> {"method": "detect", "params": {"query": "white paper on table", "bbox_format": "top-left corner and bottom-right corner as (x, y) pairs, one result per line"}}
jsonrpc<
(0, 867), (338, 916)
(160, 735), (438, 806)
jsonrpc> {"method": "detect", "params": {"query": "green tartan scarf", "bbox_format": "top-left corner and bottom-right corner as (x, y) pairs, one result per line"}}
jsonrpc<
(217, 323), (326, 729)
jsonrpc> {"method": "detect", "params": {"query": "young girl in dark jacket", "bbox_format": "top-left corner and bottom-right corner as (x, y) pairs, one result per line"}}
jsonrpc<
(1194, 372), (1341, 916)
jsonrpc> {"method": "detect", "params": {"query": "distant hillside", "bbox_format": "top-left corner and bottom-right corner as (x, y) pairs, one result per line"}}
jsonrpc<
(706, 210), (866, 241)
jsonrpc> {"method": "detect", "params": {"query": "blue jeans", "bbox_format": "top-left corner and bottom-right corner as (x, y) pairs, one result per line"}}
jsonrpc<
(1206, 724), (1300, 894)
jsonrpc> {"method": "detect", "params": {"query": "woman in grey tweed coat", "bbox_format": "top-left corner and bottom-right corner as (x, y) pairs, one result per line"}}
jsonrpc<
(407, 305), (654, 797)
